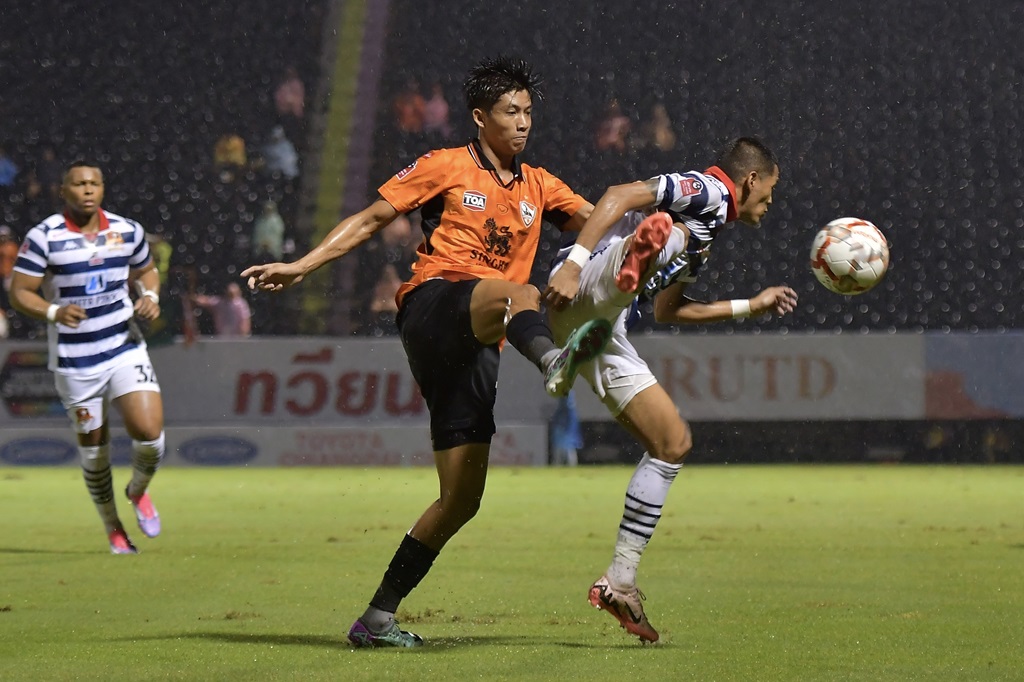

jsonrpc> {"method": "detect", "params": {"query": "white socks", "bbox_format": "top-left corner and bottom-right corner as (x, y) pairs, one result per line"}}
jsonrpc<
(80, 443), (120, 533)
(607, 453), (681, 590)
(128, 433), (165, 498)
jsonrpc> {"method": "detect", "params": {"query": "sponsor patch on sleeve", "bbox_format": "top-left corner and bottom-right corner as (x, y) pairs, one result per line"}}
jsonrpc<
(395, 160), (418, 180)
(677, 176), (704, 197)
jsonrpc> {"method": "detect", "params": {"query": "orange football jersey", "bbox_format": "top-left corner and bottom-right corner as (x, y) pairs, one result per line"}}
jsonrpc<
(379, 140), (587, 308)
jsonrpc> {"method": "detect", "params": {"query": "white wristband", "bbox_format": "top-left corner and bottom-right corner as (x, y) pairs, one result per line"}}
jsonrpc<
(46, 304), (60, 323)
(141, 290), (160, 305)
(566, 243), (592, 268)
(730, 299), (752, 319)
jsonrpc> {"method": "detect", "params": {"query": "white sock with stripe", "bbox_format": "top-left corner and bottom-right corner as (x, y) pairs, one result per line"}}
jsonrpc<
(128, 432), (165, 499)
(607, 453), (681, 590)
(80, 443), (121, 533)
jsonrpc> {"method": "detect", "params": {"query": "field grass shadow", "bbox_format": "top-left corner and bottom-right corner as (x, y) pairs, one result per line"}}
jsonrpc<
(125, 632), (350, 649)
(0, 546), (95, 555)
(122, 632), (641, 651)
(422, 636), (642, 651)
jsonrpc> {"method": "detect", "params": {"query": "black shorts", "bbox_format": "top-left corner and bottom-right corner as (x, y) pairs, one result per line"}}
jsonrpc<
(397, 279), (500, 451)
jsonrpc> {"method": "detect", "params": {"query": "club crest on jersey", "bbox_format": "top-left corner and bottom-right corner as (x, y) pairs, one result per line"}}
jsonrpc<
(105, 231), (124, 248)
(395, 160), (418, 180)
(463, 190), (487, 212)
(678, 177), (704, 197)
(519, 201), (537, 227)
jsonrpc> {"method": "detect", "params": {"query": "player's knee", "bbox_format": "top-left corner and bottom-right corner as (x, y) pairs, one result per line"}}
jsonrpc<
(131, 425), (163, 443)
(509, 283), (541, 311)
(654, 425), (692, 464)
(443, 494), (482, 527)
(125, 413), (163, 442)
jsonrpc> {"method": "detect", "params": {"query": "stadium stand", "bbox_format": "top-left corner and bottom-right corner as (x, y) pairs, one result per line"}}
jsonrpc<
(369, 0), (1024, 334)
(3, 1), (1022, 336)
(1, 2), (326, 338)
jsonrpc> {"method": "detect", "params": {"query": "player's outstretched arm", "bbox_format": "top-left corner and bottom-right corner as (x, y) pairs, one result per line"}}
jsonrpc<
(544, 180), (658, 310)
(242, 198), (399, 292)
(654, 283), (798, 325)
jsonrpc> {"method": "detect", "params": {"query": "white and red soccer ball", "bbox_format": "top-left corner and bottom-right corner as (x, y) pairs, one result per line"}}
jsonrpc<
(809, 217), (890, 295)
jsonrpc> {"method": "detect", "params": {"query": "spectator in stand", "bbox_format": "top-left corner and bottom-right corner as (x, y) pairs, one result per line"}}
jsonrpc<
(354, 214), (417, 333)
(594, 98), (631, 154)
(635, 102), (676, 153)
(0, 225), (18, 338)
(261, 126), (299, 182)
(146, 231), (173, 290)
(423, 81), (453, 140)
(274, 66), (306, 120)
(0, 224), (18, 291)
(0, 146), (19, 188)
(191, 281), (252, 338)
(252, 200), (286, 262)
(393, 77), (425, 135)
(214, 132), (247, 182)
(34, 145), (63, 210)
(549, 390), (583, 466)
(365, 264), (403, 336)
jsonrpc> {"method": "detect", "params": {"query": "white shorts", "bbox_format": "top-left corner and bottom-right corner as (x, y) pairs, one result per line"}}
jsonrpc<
(54, 347), (161, 434)
(549, 226), (687, 416)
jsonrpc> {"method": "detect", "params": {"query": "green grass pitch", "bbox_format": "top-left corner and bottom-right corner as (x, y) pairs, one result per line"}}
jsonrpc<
(1, 465), (1022, 681)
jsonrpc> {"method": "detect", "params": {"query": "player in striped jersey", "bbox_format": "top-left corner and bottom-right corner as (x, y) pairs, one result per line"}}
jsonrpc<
(545, 137), (798, 642)
(9, 162), (166, 555)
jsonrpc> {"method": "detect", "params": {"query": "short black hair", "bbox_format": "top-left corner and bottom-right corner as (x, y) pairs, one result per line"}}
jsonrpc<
(63, 159), (103, 183)
(463, 56), (543, 112)
(717, 137), (778, 183)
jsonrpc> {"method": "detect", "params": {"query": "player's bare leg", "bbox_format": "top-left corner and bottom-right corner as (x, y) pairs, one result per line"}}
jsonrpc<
(471, 279), (611, 397)
(588, 383), (691, 643)
(351, 442), (490, 648)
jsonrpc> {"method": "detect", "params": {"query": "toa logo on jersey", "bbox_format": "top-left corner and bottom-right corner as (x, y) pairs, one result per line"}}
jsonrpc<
(463, 191), (487, 212)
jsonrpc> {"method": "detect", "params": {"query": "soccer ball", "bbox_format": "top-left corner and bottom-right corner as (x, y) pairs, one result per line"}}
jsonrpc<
(809, 217), (890, 295)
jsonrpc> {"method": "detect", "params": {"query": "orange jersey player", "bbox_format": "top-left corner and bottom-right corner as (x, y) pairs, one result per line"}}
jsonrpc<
(242, 56), (612, 648)
(382, 140), (585, 306)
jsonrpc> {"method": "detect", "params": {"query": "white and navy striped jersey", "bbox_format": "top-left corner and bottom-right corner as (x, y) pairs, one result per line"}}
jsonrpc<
(553, 165), (737, 297)
(641, 165), (736, 297)
(13, 210), (153, 375)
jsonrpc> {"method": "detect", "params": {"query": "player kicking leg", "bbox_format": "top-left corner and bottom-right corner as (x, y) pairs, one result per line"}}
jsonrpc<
(346, 279), (611, 649)
(545, 139), (796, 643)
(548, 211), (682, 643)
(550, 211), (796, 643)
